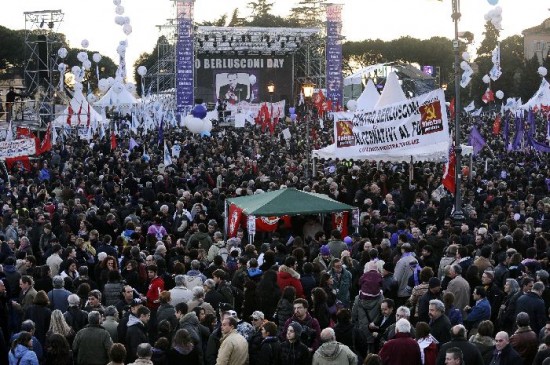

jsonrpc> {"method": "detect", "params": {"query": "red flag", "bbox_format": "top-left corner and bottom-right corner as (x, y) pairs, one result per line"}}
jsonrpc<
(255, 215), (291, 232)
(492, 114), (501, 135)
(16, 127), (35, 139)
(6, 156), (30, 171)
(449, 98), (455, 120)
(442, 146), (456, 195)
(66, 105), (73, 126)
(110, 131), (117, 150)
(36, 124), (52, 155)
(482, 88), (494, 104)
(227, 204), (243, 238)
(332, 212), (349, 237)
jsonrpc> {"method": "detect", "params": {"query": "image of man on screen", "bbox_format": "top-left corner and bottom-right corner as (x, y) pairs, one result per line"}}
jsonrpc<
(219, 73), (248, 105)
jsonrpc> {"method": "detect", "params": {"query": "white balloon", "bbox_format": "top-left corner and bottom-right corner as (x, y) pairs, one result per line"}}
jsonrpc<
(137, 66), (147, 76)
(87, 94), (97, 103)
(123, 17), (131, 25)
(123, 24), (132, 36)
(57, 47), (68, 59)
(538, 66), (548, 77)
(77, 51), (88, 63)
(482, 75), (491, 84)
(460, 61), (469, 70)
(203, 119), (213, 133)
(186, 117), (205, 134)
(117, 44), (126, 56)
(107, 77), (115, 87)
(98, 79), (109, 93)
(346, 99), (357, 111)
(81, 39), (89, 48)
(57, 63), (66, 72)
(71, 65), (81, 75)
(92, 53), (102, 63)
(249, 74), (257, 85)
(182, 114), (194, 128)
(113, 0), (121, 5)
(495, 90), (504, 99)
(82, 60), (92, 70)
(115, 5), (125, 15)
(494, 5), (502, 15)
(115, 16), (125, 25)
(484, 14), (491, 21)
(461, 52), (470, 62)
(126, 83), (136, 93)
(112, 82), (124, 94)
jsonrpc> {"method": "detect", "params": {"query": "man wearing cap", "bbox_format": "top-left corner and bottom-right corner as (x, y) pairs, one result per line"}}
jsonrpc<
(248, 310), (265, 365)
(313, 245), (335, 272)
(280, 321), (310, 365)
(381, 262), (398, 299)
(418, 277), (442, 324)
(47, 275), (72, 312)
(46, 244), (63, 276)
(117, 298), (143, 347)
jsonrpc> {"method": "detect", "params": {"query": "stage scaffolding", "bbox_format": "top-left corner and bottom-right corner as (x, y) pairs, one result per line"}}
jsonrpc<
(144, 2), (325, 103)
(23, 9), (64, 126)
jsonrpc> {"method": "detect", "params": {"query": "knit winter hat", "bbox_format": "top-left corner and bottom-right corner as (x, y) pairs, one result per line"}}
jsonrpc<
(289, 321), (303, 337)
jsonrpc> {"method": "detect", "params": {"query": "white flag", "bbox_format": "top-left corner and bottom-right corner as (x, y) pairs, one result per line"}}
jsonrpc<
(463, 101), (475, 113)
(5, 121), (13, 142)
(460, 70), (473, 88)
(163, 141), (172, 167)
(471, 107), (483, 117)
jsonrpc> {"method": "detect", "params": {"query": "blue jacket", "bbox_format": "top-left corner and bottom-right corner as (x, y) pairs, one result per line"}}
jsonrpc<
(464, 298), (491, 329)
(8, 344), (39, 365)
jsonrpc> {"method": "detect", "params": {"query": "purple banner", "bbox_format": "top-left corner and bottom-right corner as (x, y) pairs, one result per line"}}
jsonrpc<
(176, 0), (195, 117)
(326, 4), (343, 110)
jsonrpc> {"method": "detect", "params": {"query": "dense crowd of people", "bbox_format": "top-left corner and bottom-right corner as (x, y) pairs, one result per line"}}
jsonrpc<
(0, 105), (549, 365)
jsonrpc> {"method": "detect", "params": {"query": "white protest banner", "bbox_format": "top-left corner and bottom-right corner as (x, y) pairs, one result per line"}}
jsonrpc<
(282, 128), (291, 140)
(0, 138), (36, 158)
(332, 89), (449, 162)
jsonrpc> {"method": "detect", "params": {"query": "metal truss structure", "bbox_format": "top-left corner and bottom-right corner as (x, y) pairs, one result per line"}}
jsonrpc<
(23, 9), (64, 125)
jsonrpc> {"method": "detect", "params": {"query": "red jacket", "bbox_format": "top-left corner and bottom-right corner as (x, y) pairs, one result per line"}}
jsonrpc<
(277, 265), (304, 298)
(379, 332), (422, 365)
(146, 276), (164, 310)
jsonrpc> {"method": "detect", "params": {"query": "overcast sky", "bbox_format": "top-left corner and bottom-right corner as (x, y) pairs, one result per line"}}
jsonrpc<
(1, 0), (549, 76)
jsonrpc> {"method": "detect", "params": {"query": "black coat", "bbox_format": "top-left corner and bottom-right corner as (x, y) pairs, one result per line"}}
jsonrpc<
(125, 321), (148, 363)
(279, 339), (310, 365)
(435, 338), (484, 365)
(429, 314), (452, 345)
(515, 292), (546, 334)
(488, 344), (524, 365)
(258, 337), (281, 365)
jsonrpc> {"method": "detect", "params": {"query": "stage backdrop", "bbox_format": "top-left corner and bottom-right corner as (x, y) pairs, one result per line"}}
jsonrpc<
(195, 54), (293, 105)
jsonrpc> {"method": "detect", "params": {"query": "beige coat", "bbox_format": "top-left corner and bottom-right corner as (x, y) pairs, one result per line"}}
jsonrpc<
(216, 329), (249, 365)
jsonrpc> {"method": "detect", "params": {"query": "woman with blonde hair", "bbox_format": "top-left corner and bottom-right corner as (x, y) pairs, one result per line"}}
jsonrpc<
(46, 309), (75, 346)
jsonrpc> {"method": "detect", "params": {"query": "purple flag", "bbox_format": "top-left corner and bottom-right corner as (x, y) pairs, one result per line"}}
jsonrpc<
(469, 125), (486, 156)
(511, 116), (524, 151)
(527, 109), (536, 138)
(528, 133), (550, 153)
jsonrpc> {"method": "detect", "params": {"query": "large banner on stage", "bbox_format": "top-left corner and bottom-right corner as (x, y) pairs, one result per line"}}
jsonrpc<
(0, 139), (37, 159)
(176, 0), (195, 115)
(326, 4), (344, 110)
(333, 89), (449, 161)
(195, 54), (293, 105)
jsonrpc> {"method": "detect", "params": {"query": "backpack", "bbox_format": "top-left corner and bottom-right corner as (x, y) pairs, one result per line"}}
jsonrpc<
(183, 274), (203, 290)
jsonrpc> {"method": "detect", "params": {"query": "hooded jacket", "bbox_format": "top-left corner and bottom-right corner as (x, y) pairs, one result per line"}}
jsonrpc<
(277, 265), (304, 298)
(9, 344), (39, 365)
(312, 340), (357, 365)
(207, 240), (228, 262)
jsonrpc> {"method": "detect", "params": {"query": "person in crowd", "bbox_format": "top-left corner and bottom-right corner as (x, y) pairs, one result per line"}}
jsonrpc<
(258, 321), (281, 365)
(43, 333), (72, 365)
(107, 343), (127, 365)
(127, 343), (154, 365)
(489, 331), (523, 365)
(125, 306), (151, 363)
(468, 320), (496, 364)
(435, 324), (484, 365)
(378, 318), (422, 365)
(280, 321), (310, 365)
(72, 311), (113, 365)
(509, 312), (538, 365)
(463, 286), (491, 332)
(47, 275), (72, 312)
(216, 316), (249, 365)
(428, 299), (451, 344)
(9, 331), (39, 365)
(312, 327), (357, 365)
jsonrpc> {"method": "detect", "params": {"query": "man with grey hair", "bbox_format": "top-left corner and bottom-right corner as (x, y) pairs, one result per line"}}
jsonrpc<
(64, 293), (89, 332)
(72, 310), (113, 365)
(378, 318), (422, 365)
(169, 274), (193, 305)
(515, 281), (546, 334)
(47, 275), (71, 312)
(445, 264), (470, 317)
(380, 305), (416, 345)
(207, 231), (228, 262)
(429, 299), (451, 344)
(435, 324), (484, 365)
(102, 305), (119, 342)
(312, 327), (357, 365)
(128, 343), (153, 365)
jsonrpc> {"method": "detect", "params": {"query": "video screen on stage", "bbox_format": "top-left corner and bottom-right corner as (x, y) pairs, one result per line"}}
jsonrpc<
(195, 54), (294, 105)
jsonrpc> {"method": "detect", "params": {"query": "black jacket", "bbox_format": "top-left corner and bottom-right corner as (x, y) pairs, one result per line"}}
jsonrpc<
(435, 337), (484, 365)
(125, 320), (148, 363)
(429, 314), (452, 345)
(279, 339), (310, 365)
